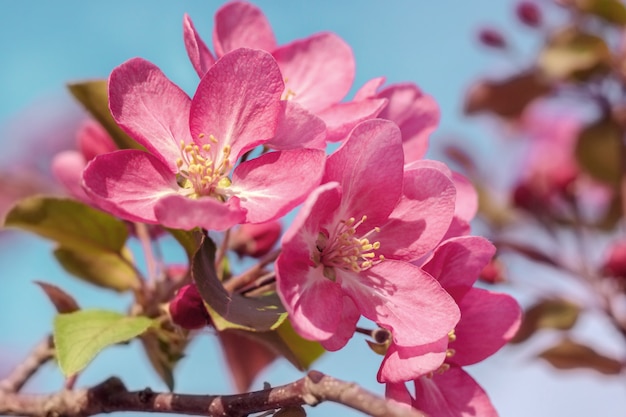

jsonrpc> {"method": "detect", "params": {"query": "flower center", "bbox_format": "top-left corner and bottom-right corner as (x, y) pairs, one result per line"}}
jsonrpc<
(282, 77), (297, 101)
(314, 215), (384, 281)
(175, 134), (232, 200)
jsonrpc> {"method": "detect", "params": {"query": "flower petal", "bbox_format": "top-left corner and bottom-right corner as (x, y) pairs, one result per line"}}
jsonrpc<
(273, 32), (355, 113)
(377, 162), (456, 262)
(189, 48), (284, 162)
(320, 296), (360, 351)
(342, 260), (460, 347)
(451, 288), (521, 366)
(231, 149), (325, 224)
(422, 236), (495, 301)
(83, 150), (178, 223)
(324, 119), (403, 226)
(413, 366), (498, 417)
(267, 101), (327, 150)
(317, 98), (388, 142)
(378, 337), (448, 383)
(213, 1), (277, 57)
(154, 194), (246, 231)
(183, 13), (216, 78)
(52, 151), (90, 204)
(108, 58), (192, 172)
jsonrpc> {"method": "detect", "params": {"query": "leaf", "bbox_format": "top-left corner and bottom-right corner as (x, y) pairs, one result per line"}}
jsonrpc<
(539, 338), (623, 374)
(68, 80), (143, 150)
(140, 327), (188, 391)
(575, 118), (623, 185)
(538, 28), (611, 81)
(167, 228), (202, 260)
(4, 197), (128, 253)
(511, 299), (580, 344)
(54, 247), (140, 292)
(34, 281), (80, 314)
(54, 309), (153, 376)
(569, 0), (626, 26)
(192, 236), (287, 331)
(464, 71), (551, 118)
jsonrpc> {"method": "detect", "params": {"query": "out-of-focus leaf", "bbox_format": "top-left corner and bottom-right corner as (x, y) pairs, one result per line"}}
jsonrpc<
(511, 299), (580, 344)
(576, 118), (622, 185)
(54, 309), (153, 376)
(4, 197), (128, 253)
(192, 236), (287, 331)
(539, 338), (623, 374)
(595, 193), (623, 230)
(34, 281), (80, 314)
(67, 80), (143, 150)
(140, 326), (187, 391)
(167, 228), (202, 261)
(538, 28), (611, 81)
(54, 247), (140, 292)
(566, 0), (626, 26)
(464, 71), (551, 118)
(219, 329), (278, 392)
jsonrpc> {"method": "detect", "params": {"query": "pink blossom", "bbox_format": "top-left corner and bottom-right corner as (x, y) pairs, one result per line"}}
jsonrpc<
(83, 49), (325, 231)
(183, 1), (387, 142)
(276, 119), (459, 351)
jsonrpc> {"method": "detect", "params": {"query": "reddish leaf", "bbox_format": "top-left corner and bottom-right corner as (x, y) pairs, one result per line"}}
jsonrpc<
(34, 281), (80, 314)
(575, 118), (623, 185)
(539, 338), (623, 374)
(511, 299), (580, 344)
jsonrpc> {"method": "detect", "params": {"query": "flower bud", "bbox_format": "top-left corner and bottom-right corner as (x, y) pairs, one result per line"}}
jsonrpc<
(480, 258), (506, 284)
(230, 221), (282, 258)
(602, 242), (626, 281)
(516, 1), (542, 27)
(168, 284), (211, 330)
(478, 27), (507, 49)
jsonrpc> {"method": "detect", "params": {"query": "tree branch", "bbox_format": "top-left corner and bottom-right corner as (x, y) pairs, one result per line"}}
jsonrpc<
(0, 336), (54, 393)
(0, 371), (425, 417)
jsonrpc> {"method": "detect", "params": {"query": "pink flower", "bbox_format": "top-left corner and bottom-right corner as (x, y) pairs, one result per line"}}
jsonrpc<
(276, 119), (460, 351)
(355, 78), (440, 164)
(83, 48), (325, 231)
(229, 221), (282, 258)
(183, 1), (387, 142)
(385, 236), (521, 416)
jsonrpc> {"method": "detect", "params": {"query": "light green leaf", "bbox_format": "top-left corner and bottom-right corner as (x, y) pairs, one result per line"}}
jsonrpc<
(68, 80), (143, 150)
(4, 197), (128, 253)
(54, 309), (153, 376)
(275, 319), (325, 369)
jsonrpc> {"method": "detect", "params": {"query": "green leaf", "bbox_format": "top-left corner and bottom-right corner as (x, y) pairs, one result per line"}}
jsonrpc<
(539, 338), (623, 374)
(140, 327), (188, 391)
(538, 28), (611, 81)
(68, 80), (143, 150)
(4, 197), (128, 253)
(54, 309), (153, 376)
(275, 319), (325, 369)
(572, 0), (626, 26)
(54, 247), (139, 292)
(192, 236), (287, 331)
(575, 118), (622, 185)
(511, 299), (580, 344)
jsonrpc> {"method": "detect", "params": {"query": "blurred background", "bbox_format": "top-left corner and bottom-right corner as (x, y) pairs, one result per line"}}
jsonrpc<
(1, 1), (626, 416)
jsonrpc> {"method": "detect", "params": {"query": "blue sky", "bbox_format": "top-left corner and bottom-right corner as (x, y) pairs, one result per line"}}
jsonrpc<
(1, 1), (625, 416)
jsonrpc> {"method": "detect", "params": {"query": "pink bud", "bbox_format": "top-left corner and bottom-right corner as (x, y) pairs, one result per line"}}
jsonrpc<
(230, 221), (282, 258)
(77, 120), (117, 161)
(516, 1), (542, 27)
(480, 258), (506, 284)
(478, 27), (507, 49)
(169, 284), (211, 330)
(602, 242), (626, 281)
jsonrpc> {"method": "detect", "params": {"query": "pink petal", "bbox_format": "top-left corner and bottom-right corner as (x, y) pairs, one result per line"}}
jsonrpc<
(353, 77), (386, 101)
(108, 58), (192, 172)
(183, 14), (216, 78)
(320, 296), (360, 351)
(452, 172), (478, 224)
(451, 288), (521, 366)
(324, 119), (403, 227)
(385, 382), (414, 407)
(154, 194), (246, 231)
(273, 32), (355, 114)
(231, 149), (325, 224)
(51, 151), (90, 203)
(317, 98), (388, 142)
(267, 101), (326, 150)
(413, 367), (498, 417)
(376, 83), (440, 164)
(378, 337), (448, 383)
(377, 163), (456, 262)
(213, 1), (277, 57)
(77, 120), (117, 161)
(189, 48), (283, 163)
(83, 150), (178, 223)
(342, 261), (460, 347)
(422, 236), (495, 301)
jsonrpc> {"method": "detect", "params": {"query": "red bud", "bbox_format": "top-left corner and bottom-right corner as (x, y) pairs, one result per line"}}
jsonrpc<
(516, 1), (542, 27)
(169, 284), (211, 330)
(478, 28), (507, 49)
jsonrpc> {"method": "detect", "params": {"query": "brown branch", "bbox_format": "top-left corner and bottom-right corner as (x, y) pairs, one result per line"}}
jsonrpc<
(0, 371), (425, 417)
(0, 336), (54, 393)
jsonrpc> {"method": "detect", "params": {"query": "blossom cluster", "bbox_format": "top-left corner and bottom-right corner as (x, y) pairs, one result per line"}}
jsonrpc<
(51, 2), (520, 415)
